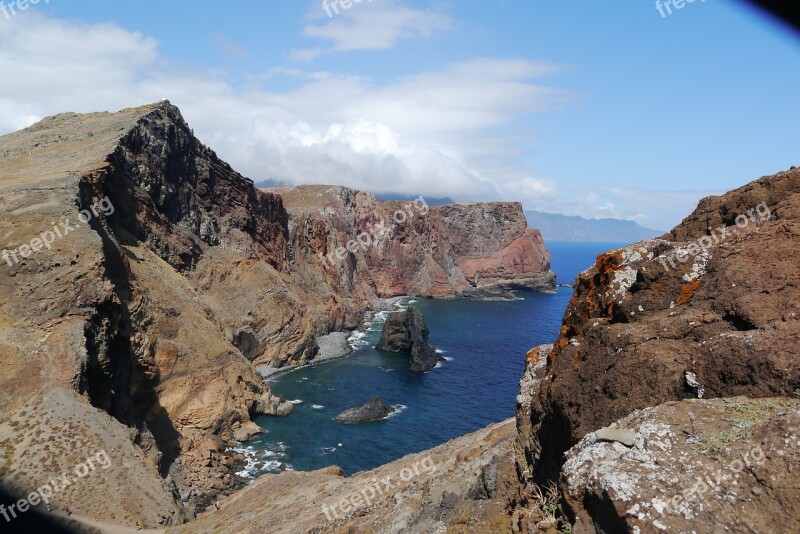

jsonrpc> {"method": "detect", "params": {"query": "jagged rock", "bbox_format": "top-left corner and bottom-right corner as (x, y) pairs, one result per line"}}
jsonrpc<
(561, 397), (800, 533)
(334, 396), (396, 424)
(515, 167), (800, 485)
(248, 392), (285, 417)
(273, 185), (556, 301)
(376, 307), (443, 372)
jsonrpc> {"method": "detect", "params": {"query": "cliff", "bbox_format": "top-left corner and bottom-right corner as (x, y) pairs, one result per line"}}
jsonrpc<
(514, 166), (800, 532)
(267, 184), (555, 301)
(0, 102), (554, 526)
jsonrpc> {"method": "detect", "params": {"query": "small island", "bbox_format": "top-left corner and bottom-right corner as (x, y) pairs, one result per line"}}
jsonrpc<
(376, 306), (444, 372)
(334, 396), (396, 424)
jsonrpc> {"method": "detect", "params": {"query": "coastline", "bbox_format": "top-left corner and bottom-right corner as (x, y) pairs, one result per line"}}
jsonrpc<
(257, 296), (411, 381)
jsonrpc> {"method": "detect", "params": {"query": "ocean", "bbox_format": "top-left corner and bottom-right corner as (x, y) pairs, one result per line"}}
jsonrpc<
(237, 242), (626, 478)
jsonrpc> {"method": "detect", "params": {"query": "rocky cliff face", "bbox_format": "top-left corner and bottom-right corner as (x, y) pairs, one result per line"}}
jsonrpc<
(0, 101), (555, 526)
(514, 167), (800, 532)
(268, 184), (555, 300)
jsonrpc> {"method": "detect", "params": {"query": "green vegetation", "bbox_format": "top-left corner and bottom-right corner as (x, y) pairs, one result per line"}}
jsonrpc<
(695, 400), (782, 456)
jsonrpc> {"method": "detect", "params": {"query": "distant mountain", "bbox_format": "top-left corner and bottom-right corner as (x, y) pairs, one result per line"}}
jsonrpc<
(524, 210), (663, 243)
(254, 178), (291, 188)
(374, 193), (455, 206)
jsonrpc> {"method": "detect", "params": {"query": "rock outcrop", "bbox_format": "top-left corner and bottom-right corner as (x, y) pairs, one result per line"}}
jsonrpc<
(376, 306), (443, 372)
(0, 102), (305, 523)
(334, 396), (396, 424)
(513, 167), (800, 532)
(561, 397), (800, 533)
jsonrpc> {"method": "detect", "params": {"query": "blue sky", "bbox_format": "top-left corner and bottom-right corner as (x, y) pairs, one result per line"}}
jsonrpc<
(1, 0), (798, 229)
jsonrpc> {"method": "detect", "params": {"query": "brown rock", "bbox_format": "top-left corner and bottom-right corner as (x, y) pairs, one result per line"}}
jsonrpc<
(560, 397), (800, 533)
(516, 167), (800, 484)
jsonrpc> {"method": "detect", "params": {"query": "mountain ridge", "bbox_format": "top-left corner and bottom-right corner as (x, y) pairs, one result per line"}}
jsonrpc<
(524, 209), (663, 242)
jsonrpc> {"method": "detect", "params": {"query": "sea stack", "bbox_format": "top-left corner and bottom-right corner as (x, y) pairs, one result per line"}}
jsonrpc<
(376, 307), (443, 372)
(334, 396), (396, 424)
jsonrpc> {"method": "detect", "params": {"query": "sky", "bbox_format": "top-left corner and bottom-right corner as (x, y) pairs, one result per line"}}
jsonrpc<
(0, 0), (798, 230)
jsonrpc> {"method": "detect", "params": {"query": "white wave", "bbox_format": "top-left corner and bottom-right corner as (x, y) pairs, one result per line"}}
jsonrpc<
(386, 404), (407, 419)
(231, 442), (291, 480)
(442, 356), (454, 361)
(311, 405), (325, 410)
(435, 348), (447, 354)
(287, 399), (303, 405)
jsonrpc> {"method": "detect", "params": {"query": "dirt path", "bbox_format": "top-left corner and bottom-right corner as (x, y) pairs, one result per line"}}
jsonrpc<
(49, 509), (166, 534)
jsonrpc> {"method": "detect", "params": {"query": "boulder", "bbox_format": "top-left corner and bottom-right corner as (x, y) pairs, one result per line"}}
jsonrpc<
(376, 307), (443, 372)
(232, 421), (262, 442)
(561, 397), (800, 533)
(334, 396), (396, 424)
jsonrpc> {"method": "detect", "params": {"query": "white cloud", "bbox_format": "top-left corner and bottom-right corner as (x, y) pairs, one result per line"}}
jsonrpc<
(293, 0), (454, 59)
(0, 12), (571, 211)
(0, 11), (699, 229)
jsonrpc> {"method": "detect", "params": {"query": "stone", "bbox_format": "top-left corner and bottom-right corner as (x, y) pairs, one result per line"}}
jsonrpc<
(232, 421), (262, 442)
(334, 396), (396, 424)
(593, 427), (636, 447)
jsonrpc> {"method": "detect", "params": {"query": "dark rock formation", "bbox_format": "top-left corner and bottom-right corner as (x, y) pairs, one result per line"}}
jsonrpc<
(233, 326), (261, 361)
(334, 396), (396, 424)
(376, 307), (443, 372)
(513, 167), (800, 532)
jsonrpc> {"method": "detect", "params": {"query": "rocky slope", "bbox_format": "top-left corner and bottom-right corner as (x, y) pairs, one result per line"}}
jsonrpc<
(170, 419), (519, 534)
(0, 102), (297, 525)
(0, 101), (554, 527)
(514, 166), (800, 532)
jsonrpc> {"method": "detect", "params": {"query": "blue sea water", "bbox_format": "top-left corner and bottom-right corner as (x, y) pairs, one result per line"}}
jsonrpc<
(239, 242), (627, 477)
